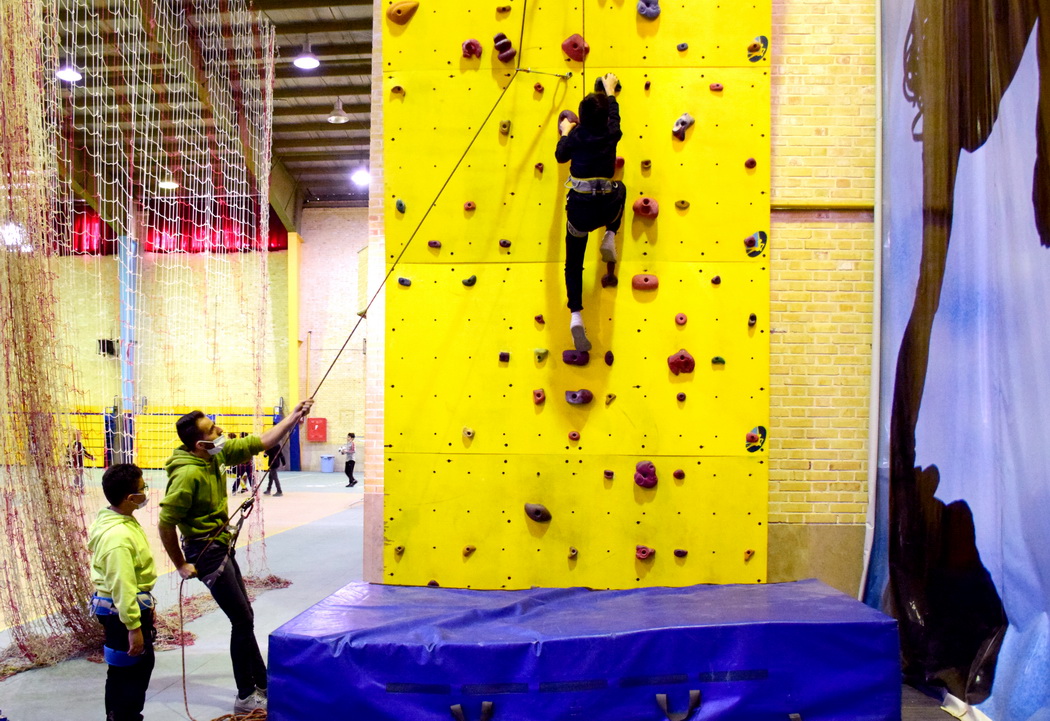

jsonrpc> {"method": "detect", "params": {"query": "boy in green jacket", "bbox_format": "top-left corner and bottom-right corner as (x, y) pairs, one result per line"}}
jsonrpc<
(158, 400), (312, 715)
(88, 463), (157, 721)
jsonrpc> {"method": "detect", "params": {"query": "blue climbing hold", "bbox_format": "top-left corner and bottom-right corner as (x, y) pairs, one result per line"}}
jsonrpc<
(398, 277), (411, 287)
(677, 42), (688, 51)
(395, 198), (406, 213)
(637, 0), (660, 19)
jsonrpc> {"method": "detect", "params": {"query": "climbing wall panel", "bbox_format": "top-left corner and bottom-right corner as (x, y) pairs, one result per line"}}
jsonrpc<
(384, 0), (770, 589)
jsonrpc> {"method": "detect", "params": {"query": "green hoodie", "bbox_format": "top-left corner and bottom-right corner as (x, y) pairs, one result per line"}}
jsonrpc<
(88, 508), (157, 629)
(159, 434), (264, 545)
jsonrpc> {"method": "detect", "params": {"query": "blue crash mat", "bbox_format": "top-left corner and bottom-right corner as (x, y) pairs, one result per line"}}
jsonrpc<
(268, 579), (900, 720)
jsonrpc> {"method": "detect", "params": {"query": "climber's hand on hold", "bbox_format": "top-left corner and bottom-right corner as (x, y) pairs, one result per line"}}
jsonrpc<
(559, 118), (577, 136)
(602, 73), (619, 95)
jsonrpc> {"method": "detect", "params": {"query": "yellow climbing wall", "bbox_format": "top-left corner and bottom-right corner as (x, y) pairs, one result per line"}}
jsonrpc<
(383, 0), (770, 589)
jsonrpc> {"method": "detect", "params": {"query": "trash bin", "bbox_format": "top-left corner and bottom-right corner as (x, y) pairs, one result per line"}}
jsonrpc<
(320, 455), (335, 473)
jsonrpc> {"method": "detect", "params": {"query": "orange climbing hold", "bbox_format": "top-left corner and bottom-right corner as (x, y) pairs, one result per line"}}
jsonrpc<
(386, 1), (419, 25)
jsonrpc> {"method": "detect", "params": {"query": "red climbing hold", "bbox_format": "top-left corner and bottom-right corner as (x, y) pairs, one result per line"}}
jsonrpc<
(464, 201), (476, 211)
(711, 275), (721, 285)
(673, 469), (685, 480)
(744, 234), (757, 248)
(428, 580), (440, 587)
(644, 80), (651, 90)
(675, 313), (687, 325)
(667, 349), (695, 375)
(745, 157), (757, 169)
(568, 430), (581, 441)
(499, 351), (510, 362)
(677, 392), (686, 402)
(674, 549), (688, 558)
(534, 82), (544, 92)
(636, 545), (655, 560)
(746, 431), (760, 443)
(493, 32), (517, 62)
(710, 83), (724, 92)
(462, 39), (483, 59)
(561, 33), (590, 62)
(604, 469), (614, 480)
(562, 350), (590, 366)
(533, 389), (546, 404)
(632, 197), (659, 218)
(535, 314), (545, 324)
(634, 461), (658, 488)
(632, 274), (658, 290)
(615, 156), (625, 169)
(565, 389), (594, 405)
(535, 163), (544, 172)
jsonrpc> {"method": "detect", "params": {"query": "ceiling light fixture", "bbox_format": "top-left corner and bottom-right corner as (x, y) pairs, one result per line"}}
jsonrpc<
(351, 168), (371, 187)
(293, 36), (320, 70)
(327, 98), (350, 124)
(158, 179), (179, 190)
(56, 62), (83, 82)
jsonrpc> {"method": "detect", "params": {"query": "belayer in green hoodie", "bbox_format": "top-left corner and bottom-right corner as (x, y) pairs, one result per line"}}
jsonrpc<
(88, 463), (156, 721)
(158, 399), (313, 716)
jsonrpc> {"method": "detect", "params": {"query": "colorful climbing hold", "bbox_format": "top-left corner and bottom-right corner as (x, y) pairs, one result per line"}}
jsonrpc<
(427, 580), (440, 587)
(745, 231), (768, 257)
(675, 313), (687, 326)
(533, 389), (546, 404)
(562, 350), (590, 366)
(395, 545), (405, 555)
(463, 427), (475, 439)
(462, 275), (477, 286)
(677, 42), (688, 51)
(672, 113), (695, 141)
(674, 549), (688, 558)
(673, 469), (685, 480)
(748, 313), (757, 327)
(745, 157), (757, 169)
(499, 351), (510, 362)
(568, 430), (581, 441)
(398, 277), (411, 287)
(667, 349), (695, 375)
(395, 198), (406, 213)
(631, 274), (659, 290)
(568, 547), (578, 559)
(535, 162), (544, 172)
(710, 82), (724, 92)
(746, 426), (768, 452)
(636, 545), (655, 560)
(675, 200), (689, 210)
(496, 4), (511, 11)
(565, 389), (594, 405)
(634, 461), (658, 488)
(462, 39), (483, 59)
(711, 275), (721, 285)
(391, 85), (405, 95)
(499, 239), (512, 248)
(632, 197), (659, 218)
(676, 392), (686, 402)
(561, 33), (589, 62)
(711, 356), (726, 365)
(615, 156), (625, 169)
(535, 314), (545, 324)
(644, 80), (651, 91)
(534, 348), (549, 362)
(463, 545), (476, 557)
(493, 32), (517, 63)
(605, 393), (616, 405)
(637, 0), (660, 19)
(744, 549), (755, 562)
(604, 350), (614, 366)
(428, 240), (441, 248)
(558, 109), (580, 131)
(386, 1), (419, 25)
(464, 201), (476, 211)
(604, 469), (614, 480)
(534, 82), (544, 92)
(747, 36), (770, 62)
(499, 120), (511, 135)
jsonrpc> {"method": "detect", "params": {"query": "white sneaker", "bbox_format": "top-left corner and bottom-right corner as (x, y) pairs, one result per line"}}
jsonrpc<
(233, 689), (267, 713)
(599, 230), (617, 263)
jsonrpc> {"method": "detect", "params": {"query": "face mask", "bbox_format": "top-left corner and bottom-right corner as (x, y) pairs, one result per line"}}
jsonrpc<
(134, 495), (149, 509)
(201, 433), (227, 456)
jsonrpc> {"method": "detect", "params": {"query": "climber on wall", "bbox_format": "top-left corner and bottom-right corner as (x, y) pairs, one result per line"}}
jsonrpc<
(555, 71), (626, 352)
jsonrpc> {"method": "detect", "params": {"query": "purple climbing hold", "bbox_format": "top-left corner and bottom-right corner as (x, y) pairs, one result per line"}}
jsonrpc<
(673, 469), (685, 480)
(499, 239), (512, 248)
(565, 389), (594, 405)
(604, 469), (614, 480)
(428, 580), (440, 587)
(711, 275), (721, 285)
(667, 349), (695, 375)
(525, 503), (552, 522)
(677, 392), (686, 402)
(428, 240), (442, 248)
(634, 461), (658, 488)
(674, 549), (688, 558)
(562, 350), (590, 366)
(745, 157), (758, 169)
(605, 351), (614, 366)
(398, 277), (411, 287)
(535, 314), (545, 324)
(637, 0), (660, 19)
(499, 351), (510, 362)
(677, 42), (688, 51)
(535, 162), (544, 172)
(749, 313), (757, 327)
(462, 275), (477, 286)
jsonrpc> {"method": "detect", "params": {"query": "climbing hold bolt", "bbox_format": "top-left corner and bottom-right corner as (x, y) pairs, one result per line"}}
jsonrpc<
(534, 82), (544, 92)
(535, 314), (545, 324)
(463, 427), (475, 439)
(604, 350), (614, 366)
(710, 82), (724, 92)
(744, 549), (755, 562)
(462, 275), (477, 286)
(499, 239), (512, 248)
(395, 545), (405, 555)
(674, 549), (688, 558)
(395, 198), (406, 213)
(534, 348), (549, 362)
(711, 356), (726, 365)
(632, 274), (659, 290)
(676, 392), (686, 402)
(748, 313), (757, 327)
(386, 1), (419, 25)
(604, 469), (614, 480)
(675, 200), (689, 210)
(605, 393), (616, 405)
(562, 350), (590, 366)
(464, 201), (476, 211)
(641, 159), (652, 170)
(463, 545), (476, 557)
(428, 240), (442, 248)
(673, 469), (685, 480)
(565, 389), (594, 405)
(632, 197), (659, 218)
(561, 33), (590, 62)
(499, 351), (510, 362)
(711, 275), (721, 285)
(428, 580), (440, 587)
(533, 389), (546, 404)
(672, 113), (695, 141)
(398, 277), (411, 287)
(677, 42), (689, 51)
(462, 39), (483, 59)
(568, 430), (581, 441)
(636, 545), (655, 560)
(634, 461), (658, 488)
(675, 313), (687, 326)
(535, 162), (544, 172)
(745, 157), (757, 169)
(493, 32), (517, 63)
(637, 0), (660, 19)
(667, 349), (695, 375)
(568, 547), (578, 559)
(499, 120), (511, 135)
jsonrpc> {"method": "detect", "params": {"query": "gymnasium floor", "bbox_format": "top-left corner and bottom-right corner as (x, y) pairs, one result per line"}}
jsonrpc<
(0, 470), (951, 720)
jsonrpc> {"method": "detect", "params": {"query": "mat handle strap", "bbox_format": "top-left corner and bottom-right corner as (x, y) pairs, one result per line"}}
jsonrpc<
(655, 689), (701, 721)
(450, 701), (494, 721)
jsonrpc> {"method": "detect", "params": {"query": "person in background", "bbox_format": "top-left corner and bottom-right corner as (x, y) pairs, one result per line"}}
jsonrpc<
(69, 429), (96, 491)
(88, 463), (156, 721)
(339, 432), (357, 488)
(263, 443), (285, 497)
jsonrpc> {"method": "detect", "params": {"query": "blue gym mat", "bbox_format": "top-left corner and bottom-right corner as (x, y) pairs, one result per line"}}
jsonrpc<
(268, 579), (900, 720)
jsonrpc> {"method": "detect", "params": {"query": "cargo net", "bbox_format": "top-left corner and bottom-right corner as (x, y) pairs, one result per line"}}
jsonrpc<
(0, 0), (277, 677)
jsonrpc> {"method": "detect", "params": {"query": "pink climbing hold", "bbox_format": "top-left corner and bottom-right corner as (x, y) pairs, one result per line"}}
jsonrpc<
(667, 349), (695, 375)
(744, 234), (757, 248)
(464, 201), (476, 211)
(636, 545), (655, 560)
(632, 197), (659, 218)
(561, 33), (590, 62)
(533, 389), (546, 404)
(632, 274), (658, 290)
(710, 82), (724, 92)
(673, 469), (685, 480)
(568, 430), (581, 441)
(462, 39), (483, 59)
(634, 461), (658, 488)
(746, 431), (760, 443)
(675, 313), (687, 326)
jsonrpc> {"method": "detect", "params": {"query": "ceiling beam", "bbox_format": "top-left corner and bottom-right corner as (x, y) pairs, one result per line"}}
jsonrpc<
(255, 0), (371, 8)
(272, 137), (369, 148)
(274, 41), (371, 60)
(272, 119), (369, 130)
(273, 84), (368, 99)
(274, 18), (370, 35)
(278, 151), (369, 161)
(273, 101), (369, 116)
